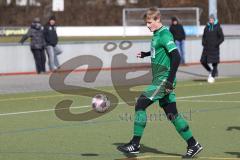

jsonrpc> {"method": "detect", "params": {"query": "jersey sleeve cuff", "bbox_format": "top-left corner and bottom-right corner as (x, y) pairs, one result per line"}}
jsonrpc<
(168, 47), (177, 53)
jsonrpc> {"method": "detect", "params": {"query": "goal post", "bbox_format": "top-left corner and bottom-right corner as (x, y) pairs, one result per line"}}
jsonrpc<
(122, 7), (201, 36)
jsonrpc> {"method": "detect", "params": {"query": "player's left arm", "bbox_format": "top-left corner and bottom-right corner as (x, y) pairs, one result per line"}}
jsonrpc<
(168, 49), (181, 83)
(163, 49), (180, 93)
(137, 51), (151, 58)
(161, 34), (181, 93)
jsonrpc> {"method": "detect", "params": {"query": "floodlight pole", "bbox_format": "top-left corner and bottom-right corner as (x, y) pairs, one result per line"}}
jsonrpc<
(209, 0), (217, 18)
(196, 7), (200, 37)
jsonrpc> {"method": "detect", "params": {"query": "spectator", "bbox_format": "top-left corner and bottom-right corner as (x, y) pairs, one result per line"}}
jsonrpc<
(169, 16), (186, 64)
(20, 17), (46, 74)
(201, 14), (224, 83)
(44, 15), (62, 71)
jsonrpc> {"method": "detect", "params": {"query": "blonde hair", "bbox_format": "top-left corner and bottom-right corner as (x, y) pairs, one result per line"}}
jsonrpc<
(143, 7), (161, 21)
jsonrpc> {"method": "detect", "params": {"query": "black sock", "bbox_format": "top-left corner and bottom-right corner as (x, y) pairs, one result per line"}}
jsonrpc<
(131, 136), (141, 145)
(187, 137), (197, 147)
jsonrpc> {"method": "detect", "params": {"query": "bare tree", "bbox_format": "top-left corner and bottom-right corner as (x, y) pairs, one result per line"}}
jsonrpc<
(0, 0), (7, 6)
(0, 0), (240, 26)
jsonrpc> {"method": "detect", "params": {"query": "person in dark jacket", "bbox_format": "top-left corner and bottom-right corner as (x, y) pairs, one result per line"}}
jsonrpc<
(169, 17), (186, 64)
(44, 15), (62, 71)
(201, 14), (224, 83)
(20, 17), (46, 74)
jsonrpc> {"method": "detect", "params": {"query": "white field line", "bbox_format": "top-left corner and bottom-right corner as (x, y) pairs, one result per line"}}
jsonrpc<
(178, 99), (240, 103)
(0, 105), (89, 116)
(127, 155), (240, 160)
(1, 91), (240, 116)
(0, 101), (132, 116)
(177, 91), (240, 100)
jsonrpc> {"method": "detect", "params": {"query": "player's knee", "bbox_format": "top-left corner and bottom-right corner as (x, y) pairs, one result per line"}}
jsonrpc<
(162, 102), (178, 121)
(135, 95), (151, 111)
(135, 102), (145, 111)
(166, 113), (178, 121)
(159, 98), (168, 107)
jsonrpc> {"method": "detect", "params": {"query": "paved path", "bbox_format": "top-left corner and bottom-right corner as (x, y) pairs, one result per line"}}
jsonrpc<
(0, 63), (239, 94)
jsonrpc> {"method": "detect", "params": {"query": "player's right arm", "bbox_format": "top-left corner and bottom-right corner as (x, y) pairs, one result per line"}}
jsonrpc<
(137, 51), (151, 58)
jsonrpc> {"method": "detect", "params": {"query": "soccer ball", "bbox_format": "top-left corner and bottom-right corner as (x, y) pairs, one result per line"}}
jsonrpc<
(92, 94), (110, 113)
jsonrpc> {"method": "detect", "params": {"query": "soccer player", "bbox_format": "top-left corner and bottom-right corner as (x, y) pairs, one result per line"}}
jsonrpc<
(117, 7), (203, 158)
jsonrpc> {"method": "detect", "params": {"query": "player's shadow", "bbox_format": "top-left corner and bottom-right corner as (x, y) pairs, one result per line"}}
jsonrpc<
(226, 126), (240, 131)
(81, 153), (99, 157)
(0, 151), (100, 157)
(225, 152), (240, 158)
(113, 143), (182, 159)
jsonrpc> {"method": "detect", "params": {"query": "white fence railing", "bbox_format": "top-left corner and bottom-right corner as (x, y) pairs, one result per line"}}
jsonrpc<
(1, 25), (240, 37)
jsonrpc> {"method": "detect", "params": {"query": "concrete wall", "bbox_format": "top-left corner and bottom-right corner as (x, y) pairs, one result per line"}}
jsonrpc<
(0, 37), (240, 74)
